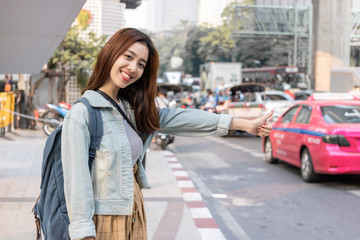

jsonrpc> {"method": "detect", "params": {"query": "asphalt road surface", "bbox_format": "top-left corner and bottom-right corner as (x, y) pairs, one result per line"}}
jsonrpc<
(168, 133), (360, 240)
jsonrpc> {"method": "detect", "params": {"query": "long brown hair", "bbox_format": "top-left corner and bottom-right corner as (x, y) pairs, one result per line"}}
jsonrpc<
(83, 28), (160, 133)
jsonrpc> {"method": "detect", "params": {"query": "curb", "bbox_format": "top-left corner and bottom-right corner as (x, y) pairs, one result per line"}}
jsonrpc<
(162, 151), (226, 240)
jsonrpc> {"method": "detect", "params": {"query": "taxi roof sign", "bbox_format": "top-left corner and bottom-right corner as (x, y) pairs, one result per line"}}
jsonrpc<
(309, 92), (355, 101)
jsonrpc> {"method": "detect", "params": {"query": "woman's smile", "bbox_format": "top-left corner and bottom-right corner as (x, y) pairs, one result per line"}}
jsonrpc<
(120, 70), (132, 82)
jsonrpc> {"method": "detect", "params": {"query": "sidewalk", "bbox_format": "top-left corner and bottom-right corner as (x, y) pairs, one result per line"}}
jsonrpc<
(0, 129), (203, 240)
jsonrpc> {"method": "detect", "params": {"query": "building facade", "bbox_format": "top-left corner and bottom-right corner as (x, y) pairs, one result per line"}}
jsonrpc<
(197, 0), (234, 27)
(78, 0), (126, 39)
(147, 0), (199, 33)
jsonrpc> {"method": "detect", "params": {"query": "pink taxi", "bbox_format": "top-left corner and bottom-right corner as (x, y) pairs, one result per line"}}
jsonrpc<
(263, 93), (360, 182)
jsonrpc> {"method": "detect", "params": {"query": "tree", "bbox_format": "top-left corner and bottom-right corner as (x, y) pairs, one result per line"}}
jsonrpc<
(153, 20), (192, 78)
(198, 25), (234, 63)
(46, 25), (107, 102)
(182, 25), (212, 76)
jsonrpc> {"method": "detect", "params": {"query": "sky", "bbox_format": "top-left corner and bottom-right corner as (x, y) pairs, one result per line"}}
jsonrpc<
(124, 0), (148, 30)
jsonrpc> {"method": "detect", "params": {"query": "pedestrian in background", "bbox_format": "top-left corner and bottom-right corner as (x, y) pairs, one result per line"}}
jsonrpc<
(155, 88), (169, 108)
(3, 74), (12, 92)
(61, 28), (273, 240)
(283, 83), (295, 99)
(200, 88), (215, 110)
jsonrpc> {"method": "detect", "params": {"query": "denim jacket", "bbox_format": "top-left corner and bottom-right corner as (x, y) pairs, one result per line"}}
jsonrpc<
(61, 90), (233, 239)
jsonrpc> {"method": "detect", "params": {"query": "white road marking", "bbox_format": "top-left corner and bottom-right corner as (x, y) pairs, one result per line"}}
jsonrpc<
(183, 192), (203, 201)
(248, 167), (266, 172)
(162, 150), (173, 156)
(173, 170), (189, 177)
(198, 229), (226, 240)
(190, 207), (213, 218)
(212, 193), (228, 199)
(250, 152), (265, 158)
(166, 157), (178, 162)
(178, 180), (195, 188)
(169, 163), (183, 169)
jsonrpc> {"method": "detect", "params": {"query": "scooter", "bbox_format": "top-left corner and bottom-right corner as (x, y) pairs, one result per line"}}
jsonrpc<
(42, 102), (71, 136)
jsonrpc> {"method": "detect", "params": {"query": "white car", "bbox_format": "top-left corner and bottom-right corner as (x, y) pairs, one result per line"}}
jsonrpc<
(221, 84), (295, 122)
(255, 91), (295, 121)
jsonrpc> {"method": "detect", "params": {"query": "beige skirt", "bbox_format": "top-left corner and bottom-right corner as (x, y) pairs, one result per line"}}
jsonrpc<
(93, 164), (147, 240)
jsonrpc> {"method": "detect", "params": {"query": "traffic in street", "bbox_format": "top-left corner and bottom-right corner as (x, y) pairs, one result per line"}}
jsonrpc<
(169, 134), (360, 240)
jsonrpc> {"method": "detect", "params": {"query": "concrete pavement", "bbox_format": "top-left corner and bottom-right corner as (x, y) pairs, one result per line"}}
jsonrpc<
(0, 128), (224, 240)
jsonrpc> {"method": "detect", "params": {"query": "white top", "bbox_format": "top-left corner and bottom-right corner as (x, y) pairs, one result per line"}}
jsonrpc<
(118, 101), (143, 166)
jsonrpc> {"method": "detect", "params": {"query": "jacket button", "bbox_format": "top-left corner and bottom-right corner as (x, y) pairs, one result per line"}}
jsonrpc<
(108, 173), (111, 177)
(107, 129), (111, 133)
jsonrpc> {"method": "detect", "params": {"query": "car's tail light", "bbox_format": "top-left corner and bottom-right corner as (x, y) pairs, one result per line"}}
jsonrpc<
(321, 135), (351, 147)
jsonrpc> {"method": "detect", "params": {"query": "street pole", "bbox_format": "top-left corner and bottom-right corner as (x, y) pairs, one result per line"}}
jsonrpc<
(307, 4), (313, 89)
(293, 4), (298, 67)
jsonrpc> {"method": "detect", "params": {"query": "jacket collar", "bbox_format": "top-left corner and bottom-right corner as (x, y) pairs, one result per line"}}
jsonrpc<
(82, 90), (115, 108)
(83, 90), (137, 129)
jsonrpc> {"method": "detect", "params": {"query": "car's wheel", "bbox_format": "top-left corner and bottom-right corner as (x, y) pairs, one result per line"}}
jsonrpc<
(300, 148), (319, 182)
(160, 140), (167, 150)
(264, 138), (278, 163)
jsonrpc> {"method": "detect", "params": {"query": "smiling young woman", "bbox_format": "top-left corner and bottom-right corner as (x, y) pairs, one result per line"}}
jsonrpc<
(61, 28), (273, 240)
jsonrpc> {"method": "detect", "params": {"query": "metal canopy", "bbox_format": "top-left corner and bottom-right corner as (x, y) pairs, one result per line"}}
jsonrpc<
(0, 0), (86, 74)
(231, 4), (313, 75)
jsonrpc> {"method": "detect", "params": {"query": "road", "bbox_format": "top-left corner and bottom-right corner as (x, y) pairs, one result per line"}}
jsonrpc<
(168, 133), (360, 240)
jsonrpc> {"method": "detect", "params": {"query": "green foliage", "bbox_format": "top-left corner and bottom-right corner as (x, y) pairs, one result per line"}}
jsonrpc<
(183, 26), (212, 76)
(77, 68), (90, 90)
(77, 9), (92, 29)
(47, 25), (107, 96)
(152, 20), (191, 77)
(199, 25), (234, 62)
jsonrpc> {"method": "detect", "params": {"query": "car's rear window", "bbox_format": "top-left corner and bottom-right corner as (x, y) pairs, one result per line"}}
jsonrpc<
(262, 94), (288, 101)
(320, 105), (360, 123)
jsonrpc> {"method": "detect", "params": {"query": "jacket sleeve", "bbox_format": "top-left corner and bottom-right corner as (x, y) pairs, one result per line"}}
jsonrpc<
(158, 108), (233, 137)
(61, 104), (96, 239)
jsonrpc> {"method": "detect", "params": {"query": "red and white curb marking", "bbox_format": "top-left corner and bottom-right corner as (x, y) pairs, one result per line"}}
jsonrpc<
(163, 151), (226, 240)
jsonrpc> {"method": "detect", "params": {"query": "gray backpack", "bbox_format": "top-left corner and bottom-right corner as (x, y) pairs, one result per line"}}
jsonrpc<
(32, 97), (103, 240)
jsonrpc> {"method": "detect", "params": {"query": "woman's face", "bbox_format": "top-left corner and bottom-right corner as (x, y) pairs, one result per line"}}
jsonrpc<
(105, 41), (149, 91)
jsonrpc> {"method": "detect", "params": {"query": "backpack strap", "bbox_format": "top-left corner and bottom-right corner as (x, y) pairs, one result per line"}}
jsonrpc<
(75, 97), (103, 169)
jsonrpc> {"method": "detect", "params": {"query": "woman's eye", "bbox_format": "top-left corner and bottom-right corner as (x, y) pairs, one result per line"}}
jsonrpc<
(138, 63), (145, 69)
(124, 54), (132, 60)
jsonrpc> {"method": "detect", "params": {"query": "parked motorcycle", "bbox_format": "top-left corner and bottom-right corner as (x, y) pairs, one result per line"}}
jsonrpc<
(42, 102), (71, 136)
(155, 133), (175, 150)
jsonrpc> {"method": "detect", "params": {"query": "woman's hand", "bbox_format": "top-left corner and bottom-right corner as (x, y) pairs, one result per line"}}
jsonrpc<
(248, 110), (274, 137)
(230, 110), (274, 137)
